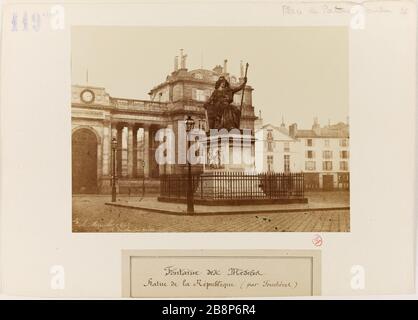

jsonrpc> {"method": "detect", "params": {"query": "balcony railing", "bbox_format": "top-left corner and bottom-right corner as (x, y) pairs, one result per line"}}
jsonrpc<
(110, 98), (168, 112)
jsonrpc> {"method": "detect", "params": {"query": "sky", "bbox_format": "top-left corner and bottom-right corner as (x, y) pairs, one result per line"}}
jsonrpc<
(71, 26), (348, 129)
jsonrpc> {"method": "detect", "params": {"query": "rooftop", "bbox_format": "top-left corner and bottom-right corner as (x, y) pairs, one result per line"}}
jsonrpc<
(295, 122), (349, 138)
(149, 50), (251, 95)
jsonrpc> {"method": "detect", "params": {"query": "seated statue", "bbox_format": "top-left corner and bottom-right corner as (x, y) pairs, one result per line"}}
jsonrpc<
(204, 76), (247, 131)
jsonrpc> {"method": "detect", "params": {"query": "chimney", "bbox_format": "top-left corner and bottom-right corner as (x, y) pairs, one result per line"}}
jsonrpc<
(281, 116), (285, 128)
(174, 56), (179, 71)
(223, 59), (228, 74)
(312, 117), (320, 135)
(289, 123), (298, 138)
(180, 49), (187, 69)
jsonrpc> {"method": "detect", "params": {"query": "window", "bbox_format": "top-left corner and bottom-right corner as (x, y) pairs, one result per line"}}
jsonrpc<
(155, 90), (168, 102)
(193, 72), (203, 80)
(267, 155), (274, 172)
(323, 161), (333, 171)
(340, 139), (349, 147)
(284, 155), (290, 173)
(324, 139), (330, 147)
(284, 142), (290, 152)
(306, 139), (313, 147)
(340, 161), (349, 171)
(194, 89), (207, 102)
(305, 161), (316, 171)
(340, 150), (349, 159)
(323, 151), (333, 159)
(267, 130), (274, 151)
(306, 150), (315, 159)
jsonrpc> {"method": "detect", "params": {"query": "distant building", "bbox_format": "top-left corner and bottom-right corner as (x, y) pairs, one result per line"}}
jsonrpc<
(255, 119), (301, 173)
(256, 117), (349, 190)
(290, 119), (349, 190)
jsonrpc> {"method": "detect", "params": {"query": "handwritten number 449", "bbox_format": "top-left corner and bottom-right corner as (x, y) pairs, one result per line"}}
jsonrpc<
(12, 12), (40, 32)
(11, 6), (65, 32)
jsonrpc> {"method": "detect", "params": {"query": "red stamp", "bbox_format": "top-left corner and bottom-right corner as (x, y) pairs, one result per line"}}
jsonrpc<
(312, 234), (323, 247)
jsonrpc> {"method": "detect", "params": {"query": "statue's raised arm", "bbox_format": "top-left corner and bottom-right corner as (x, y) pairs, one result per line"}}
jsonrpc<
(231, 77), (247, 94)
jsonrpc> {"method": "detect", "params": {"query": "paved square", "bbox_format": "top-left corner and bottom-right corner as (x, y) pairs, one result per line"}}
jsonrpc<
(72, 191), (349, 232)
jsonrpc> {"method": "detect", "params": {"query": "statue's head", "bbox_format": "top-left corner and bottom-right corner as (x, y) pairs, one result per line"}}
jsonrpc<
(215, 76), (230, 89)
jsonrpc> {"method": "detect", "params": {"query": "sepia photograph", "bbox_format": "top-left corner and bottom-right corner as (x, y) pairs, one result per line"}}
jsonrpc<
(71, 26), (349, 232)
(1, 0), (416, 300)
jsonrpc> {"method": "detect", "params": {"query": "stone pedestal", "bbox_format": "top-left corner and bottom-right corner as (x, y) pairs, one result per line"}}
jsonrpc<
(202, 131), (256, 172)
(158, 131), (308, 206)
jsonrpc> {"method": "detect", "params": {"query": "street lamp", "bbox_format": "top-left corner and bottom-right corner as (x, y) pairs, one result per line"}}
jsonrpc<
(185, 115), (195, 214)
(111, 137), (118, 202)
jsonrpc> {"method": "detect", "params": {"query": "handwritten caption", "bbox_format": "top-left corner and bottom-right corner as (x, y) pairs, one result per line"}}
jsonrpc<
(142, 265), (298, 291)
(281, 3), (407, 16)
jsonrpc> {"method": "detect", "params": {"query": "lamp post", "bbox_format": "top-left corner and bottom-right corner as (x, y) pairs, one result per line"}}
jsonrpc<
(111, 137), (118, 202)
(185, 115), (195, 214)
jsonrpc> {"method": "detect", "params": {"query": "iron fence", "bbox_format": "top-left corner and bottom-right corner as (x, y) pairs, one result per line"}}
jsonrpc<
(160, 172), (304, 201)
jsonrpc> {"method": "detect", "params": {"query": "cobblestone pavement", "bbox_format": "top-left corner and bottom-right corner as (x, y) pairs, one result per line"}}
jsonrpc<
(72, 192), (349, 232)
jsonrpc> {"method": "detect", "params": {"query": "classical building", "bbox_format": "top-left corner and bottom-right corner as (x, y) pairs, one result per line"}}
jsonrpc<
(71, 51), (257, 194)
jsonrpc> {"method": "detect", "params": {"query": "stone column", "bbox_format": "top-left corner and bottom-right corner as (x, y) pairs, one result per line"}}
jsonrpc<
(111, 127), (118, 143)
(102, 122), (111, 176)
(143, 124), (150, 178)
(132, 126), (138, 178)
(166, 124), (173, 174)
(97, 141), (102, 181)
(148, 127), (158, 178)
(116, 124), (123, 177)
(127, 124), (134, 178)
(110, 125), (117, 179)
(121, 127), (128, 177)
(136, 128), (143, 176)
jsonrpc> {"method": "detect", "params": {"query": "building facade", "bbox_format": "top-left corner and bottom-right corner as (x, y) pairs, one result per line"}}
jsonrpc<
(255, 118), (349, 190)
(254, 122), (301, 173)
(292, 120), (349, 190)
(71, 51), (256, 194)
